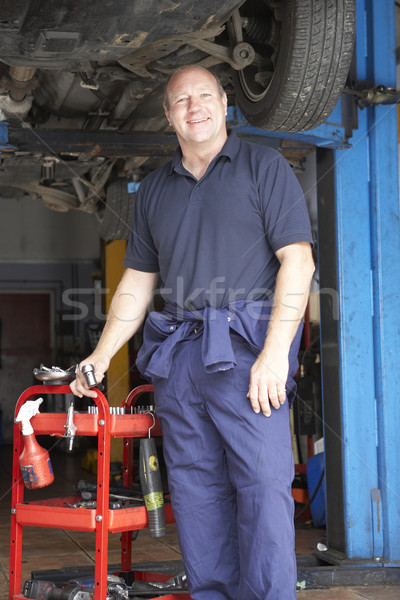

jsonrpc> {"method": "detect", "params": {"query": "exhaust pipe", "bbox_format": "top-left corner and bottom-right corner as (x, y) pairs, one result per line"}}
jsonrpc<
(8, 66), (37, 101)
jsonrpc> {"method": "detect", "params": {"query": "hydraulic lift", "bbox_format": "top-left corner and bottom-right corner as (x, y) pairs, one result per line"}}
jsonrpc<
(4, 0), (400, 591)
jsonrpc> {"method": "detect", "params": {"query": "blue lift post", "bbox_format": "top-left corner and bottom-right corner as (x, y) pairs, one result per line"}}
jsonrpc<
(333, 0), (400, 565)
(316, 0), (400, 566)
(229, 0), (400, 576)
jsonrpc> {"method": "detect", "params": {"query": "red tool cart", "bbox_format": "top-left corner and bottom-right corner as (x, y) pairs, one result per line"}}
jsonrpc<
(9, 384), (192, 600)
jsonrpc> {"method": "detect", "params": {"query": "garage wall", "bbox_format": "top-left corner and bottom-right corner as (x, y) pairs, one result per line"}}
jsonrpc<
(0, 195), (100, 261)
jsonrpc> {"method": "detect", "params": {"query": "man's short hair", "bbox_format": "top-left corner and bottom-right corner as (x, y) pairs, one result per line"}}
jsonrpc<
(163, 65), (226, 109)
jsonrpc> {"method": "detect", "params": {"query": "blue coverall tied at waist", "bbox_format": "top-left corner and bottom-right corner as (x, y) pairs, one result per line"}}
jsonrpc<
(136, 299), (302, 405)
(136, 300), (302, 600)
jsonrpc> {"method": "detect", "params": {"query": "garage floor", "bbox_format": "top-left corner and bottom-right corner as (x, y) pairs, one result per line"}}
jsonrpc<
(0, 445), (398, 600)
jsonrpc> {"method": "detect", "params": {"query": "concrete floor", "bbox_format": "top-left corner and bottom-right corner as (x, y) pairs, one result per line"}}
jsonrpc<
(1, 444), (398, 599)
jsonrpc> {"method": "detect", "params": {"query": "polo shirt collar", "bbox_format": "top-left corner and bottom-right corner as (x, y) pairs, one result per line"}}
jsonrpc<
(169, 130), (240, 175)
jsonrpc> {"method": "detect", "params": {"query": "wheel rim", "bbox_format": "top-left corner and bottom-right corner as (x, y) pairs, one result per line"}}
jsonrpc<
(230, 2), (281, 104)
(237, 65), (270, 103)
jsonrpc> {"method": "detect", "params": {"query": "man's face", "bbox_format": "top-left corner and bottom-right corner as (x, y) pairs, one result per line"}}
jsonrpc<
(164, 68), (228, 147)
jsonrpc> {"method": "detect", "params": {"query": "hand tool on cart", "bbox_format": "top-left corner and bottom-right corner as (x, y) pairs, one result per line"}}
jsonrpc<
(23, 577), (128, 599)
(15, 398), (54, 489)
(33, 364), (78, 450)
(79, 490), (143, 503)
(64, 401), (77, 451)
(51, 401), (77, 451)
(129, 569), (188, 595)
(81, 363), (104, 391)
(142, 569), (187, 592)
(77, 479), (143, 497)
(64, 500), (123, 509)
(75, 480), (144, 510)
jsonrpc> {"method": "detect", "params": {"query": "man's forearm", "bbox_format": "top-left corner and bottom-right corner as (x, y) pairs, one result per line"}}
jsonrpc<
(95, 268), (159, 361)
(262, 243), (315, 356)
(71, 268), (159, 398)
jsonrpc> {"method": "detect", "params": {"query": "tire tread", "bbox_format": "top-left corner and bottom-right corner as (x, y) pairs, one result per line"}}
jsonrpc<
(96, 178), (135, 241)
(234, 0), (356, 132)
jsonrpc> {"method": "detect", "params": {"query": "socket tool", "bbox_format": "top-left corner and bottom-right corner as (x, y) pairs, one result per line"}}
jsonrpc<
(81, 363), (104, 391)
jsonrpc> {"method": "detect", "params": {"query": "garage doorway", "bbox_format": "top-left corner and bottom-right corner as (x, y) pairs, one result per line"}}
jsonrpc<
(0, 291), (53, 443)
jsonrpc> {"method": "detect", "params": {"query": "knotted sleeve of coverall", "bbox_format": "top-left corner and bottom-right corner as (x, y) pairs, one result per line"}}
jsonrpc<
(201, 307), (237, 373)
(136, 305), (237, 380)
(135, 312), (192, 379)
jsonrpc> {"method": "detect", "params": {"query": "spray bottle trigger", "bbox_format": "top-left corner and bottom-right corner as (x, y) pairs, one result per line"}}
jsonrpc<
(15, 398), (44, 435)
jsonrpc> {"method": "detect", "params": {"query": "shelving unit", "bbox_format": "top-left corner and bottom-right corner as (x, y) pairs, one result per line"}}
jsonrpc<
(9, 384), (187, 600)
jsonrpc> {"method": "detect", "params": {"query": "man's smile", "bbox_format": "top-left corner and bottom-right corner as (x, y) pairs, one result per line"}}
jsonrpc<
(187, 117), (210, 124)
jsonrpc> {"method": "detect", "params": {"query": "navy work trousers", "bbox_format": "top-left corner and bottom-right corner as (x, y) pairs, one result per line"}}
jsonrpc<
(153, 333), (296, 600)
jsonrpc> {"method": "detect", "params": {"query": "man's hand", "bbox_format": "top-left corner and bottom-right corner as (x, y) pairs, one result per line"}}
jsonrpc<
(247, 349), (289, 417)
(70, 354), (110, 398)
(247, 242), (314, 417)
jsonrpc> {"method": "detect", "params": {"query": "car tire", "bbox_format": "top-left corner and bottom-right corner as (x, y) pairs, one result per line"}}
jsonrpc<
(231, 0), (356, 132)
(96, 178), (135, 241)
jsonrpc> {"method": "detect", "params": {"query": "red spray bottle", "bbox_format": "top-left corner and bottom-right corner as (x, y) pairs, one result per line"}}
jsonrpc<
(15, 398), (54, 489)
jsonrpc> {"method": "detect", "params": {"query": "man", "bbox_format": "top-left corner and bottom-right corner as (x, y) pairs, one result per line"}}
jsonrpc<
(72, 65), (315, 600)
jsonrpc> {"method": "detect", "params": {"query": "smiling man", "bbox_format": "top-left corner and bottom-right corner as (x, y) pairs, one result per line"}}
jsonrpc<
(72, 65), (315, 600)
(163, 67), (228, 177)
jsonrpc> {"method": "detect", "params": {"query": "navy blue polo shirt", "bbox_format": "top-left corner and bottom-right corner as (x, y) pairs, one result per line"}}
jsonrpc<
(124, 131), (313, 310)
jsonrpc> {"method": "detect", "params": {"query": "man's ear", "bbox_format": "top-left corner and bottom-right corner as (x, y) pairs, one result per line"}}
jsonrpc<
(164, 105), (172, 127)
(223, 93), (228, 116)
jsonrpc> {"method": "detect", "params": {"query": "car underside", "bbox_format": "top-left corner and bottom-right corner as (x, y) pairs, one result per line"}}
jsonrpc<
(0, 0), (356, 239)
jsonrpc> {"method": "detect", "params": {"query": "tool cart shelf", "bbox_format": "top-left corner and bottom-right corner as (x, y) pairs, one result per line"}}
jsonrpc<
(9, 384), (182, 600)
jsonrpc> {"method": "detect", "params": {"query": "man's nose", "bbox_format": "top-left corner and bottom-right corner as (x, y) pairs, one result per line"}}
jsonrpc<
(187, 96), (201, 111)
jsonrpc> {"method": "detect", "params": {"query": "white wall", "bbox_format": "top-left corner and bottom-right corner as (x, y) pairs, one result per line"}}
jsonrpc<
(0, 195), (100, 262)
